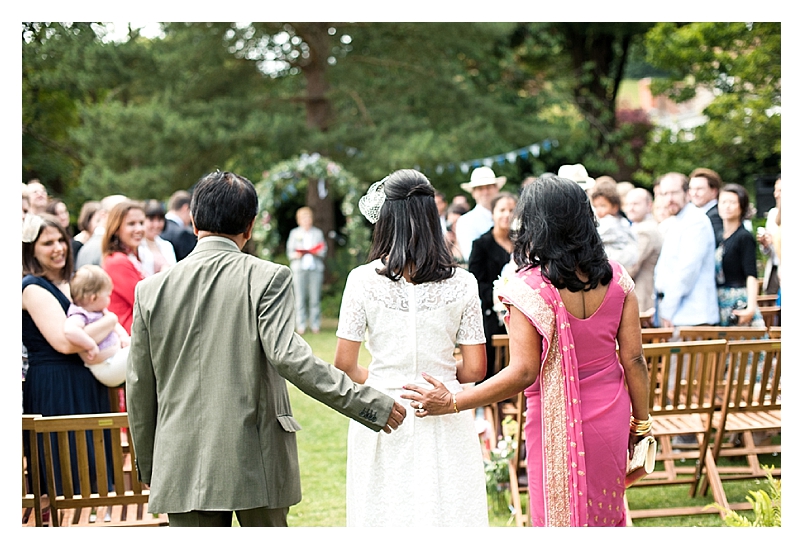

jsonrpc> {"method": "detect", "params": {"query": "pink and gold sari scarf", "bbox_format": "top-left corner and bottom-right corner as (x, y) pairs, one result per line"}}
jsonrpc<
(497, 265), (589, 527)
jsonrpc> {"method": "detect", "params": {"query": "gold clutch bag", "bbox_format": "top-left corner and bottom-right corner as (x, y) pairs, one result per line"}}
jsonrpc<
(625, 435), (657, 487)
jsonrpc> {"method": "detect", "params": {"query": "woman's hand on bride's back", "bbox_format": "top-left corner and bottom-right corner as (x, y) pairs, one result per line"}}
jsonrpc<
(400, 373), (453, 417)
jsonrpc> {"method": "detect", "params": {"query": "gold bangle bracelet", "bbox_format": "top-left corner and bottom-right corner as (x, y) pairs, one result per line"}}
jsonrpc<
(452, 393), (459, 414)
(630, 415), (653, 434)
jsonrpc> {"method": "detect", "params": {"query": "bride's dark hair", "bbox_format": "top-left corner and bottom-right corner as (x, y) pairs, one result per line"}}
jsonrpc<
(368, 169), (456, 284)
(511, 175), (612, 292)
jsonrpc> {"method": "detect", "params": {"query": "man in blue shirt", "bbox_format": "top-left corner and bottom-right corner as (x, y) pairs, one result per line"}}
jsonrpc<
(653, 172), (719, 327)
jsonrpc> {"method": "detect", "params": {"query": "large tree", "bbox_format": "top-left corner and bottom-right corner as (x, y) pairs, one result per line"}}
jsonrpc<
(505, 22), (655, 179)
(637, 22), (781, 187)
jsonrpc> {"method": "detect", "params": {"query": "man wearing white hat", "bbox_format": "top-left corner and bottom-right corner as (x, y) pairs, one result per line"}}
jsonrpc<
(455, 167), (506, 260)
(557, 163), (596, 192)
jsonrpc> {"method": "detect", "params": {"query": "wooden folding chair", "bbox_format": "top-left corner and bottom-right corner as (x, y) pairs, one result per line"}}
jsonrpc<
(700, 339), (781, 512)
(22, 415), (44, 527)
(759, 306), (781, 327)
(504, 391), (528, 526)
(756, 294), (778, 307)
(677, 326), (768, 342)
(35, 412), (168, 527)
(641, 327), (674, 344)
(487, 334), (529, 525)
(625, 340), (728, 520)
(488, 335), (515, 440)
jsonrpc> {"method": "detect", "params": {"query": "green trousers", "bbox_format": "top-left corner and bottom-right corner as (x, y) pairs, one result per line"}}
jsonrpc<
(167, 506), (289, 527)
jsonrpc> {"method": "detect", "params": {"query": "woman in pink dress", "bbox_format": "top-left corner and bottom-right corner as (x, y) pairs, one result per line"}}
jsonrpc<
(402, 175), (651, 527)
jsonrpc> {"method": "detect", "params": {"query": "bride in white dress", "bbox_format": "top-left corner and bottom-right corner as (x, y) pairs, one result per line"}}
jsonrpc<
(334, 169), (489, 527)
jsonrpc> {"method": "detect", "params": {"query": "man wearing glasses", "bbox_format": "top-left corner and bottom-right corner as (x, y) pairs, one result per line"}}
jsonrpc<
(652, 172), (719, 328)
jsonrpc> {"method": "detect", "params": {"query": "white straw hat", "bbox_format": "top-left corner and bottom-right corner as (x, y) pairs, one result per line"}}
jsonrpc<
(460, 167), (507, 193)
(557, 164), (595, 190)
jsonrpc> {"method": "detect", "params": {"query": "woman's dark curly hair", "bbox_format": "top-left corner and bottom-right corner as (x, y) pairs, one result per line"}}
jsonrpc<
(368, 169), (456, 283)
(511, 175), (612, 292)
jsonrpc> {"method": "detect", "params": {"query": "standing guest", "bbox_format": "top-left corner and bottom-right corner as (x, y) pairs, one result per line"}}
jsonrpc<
(652, 189), (672, 227)
(22, 213), (115, 495)
(75, 194), (128, 269)
(73, 200), (102, 260)
(101, 201), (146, 334)
(455, 167), (506, 260)
(138, 200), (177, 277)
(161, 190), (197, 261)
(26, 179), (49, 214)
(126, 170), (405, 527)
(434, 190), (448, 233)
(689, 167), (725, 246)
(715, 184), (765, 327)
(623, 187), (664, 316)
(557, 163), (596, 194)
(403, 176), (651, 527)
(468, 191), (517, 381)
(445, 203), (469, 269)
(757, 177), (781, 296)
(45, 198), (78, 259)
(45, 199), (71, 233)
(590, 180), (638, 274)
(334, 169), (488, 526)
(653, 172), (719, 327)
(617, 181), (636, 208)
(451, 194), (470, 210)
(22, 184), (30, 222)
(286, 206), (327, 334)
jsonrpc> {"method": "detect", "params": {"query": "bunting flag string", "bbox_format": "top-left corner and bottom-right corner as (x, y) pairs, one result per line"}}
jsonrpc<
(414, 139), (558, 175)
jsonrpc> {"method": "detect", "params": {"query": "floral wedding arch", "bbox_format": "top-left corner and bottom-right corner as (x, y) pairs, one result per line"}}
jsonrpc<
(252, 153), (371, 261)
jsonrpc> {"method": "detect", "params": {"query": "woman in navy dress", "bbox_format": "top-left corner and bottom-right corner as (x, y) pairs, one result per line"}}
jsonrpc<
(22, 213), (115, 497)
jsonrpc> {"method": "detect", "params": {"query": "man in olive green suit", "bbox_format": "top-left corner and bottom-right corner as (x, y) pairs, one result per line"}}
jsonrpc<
(126, 171), (406, 527)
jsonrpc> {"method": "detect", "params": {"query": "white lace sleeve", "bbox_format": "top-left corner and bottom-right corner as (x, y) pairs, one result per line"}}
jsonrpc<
(456, 275), (486, 345)
(335, 268), (367, 341)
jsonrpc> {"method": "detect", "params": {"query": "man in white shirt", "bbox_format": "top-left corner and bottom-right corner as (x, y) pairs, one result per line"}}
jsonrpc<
(653, 172), (719, 327)
(455, 167), (506, 260)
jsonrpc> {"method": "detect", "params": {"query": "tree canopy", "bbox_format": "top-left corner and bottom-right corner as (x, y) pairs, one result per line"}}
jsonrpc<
(22, 21), (780, 224)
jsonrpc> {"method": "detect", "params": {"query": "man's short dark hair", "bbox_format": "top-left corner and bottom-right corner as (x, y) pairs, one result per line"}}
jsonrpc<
(190, 171), (258, 235)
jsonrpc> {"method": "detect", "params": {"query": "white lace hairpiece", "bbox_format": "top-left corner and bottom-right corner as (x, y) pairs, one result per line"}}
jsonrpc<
(358, 175), (391, 224)
(22, 213), (44, 243)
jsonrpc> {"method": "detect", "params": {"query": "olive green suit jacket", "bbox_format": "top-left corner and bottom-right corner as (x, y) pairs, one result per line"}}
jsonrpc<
(126, 236), (394, 514)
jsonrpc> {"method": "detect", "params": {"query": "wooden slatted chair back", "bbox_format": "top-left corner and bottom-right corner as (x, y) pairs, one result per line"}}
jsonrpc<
(700, 339), (782, 507)
(677, 326), (768, 342)
(759, 306), (781, 327)
(643, 340), (728, 415)
(22, 414), (43, 527)
(625, 340), (729, 522)
(641, 327), (674, 344)
(34, 412), (166, 527)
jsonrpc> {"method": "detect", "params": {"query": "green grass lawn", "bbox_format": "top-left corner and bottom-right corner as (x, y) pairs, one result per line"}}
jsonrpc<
(281, 323), (780, 527)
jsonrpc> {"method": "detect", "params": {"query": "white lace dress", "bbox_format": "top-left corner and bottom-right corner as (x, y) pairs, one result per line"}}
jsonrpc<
(336, 260), (489, 526)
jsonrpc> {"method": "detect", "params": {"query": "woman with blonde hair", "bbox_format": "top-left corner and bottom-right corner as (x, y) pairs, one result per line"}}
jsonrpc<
(102, 201), (146, 334)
